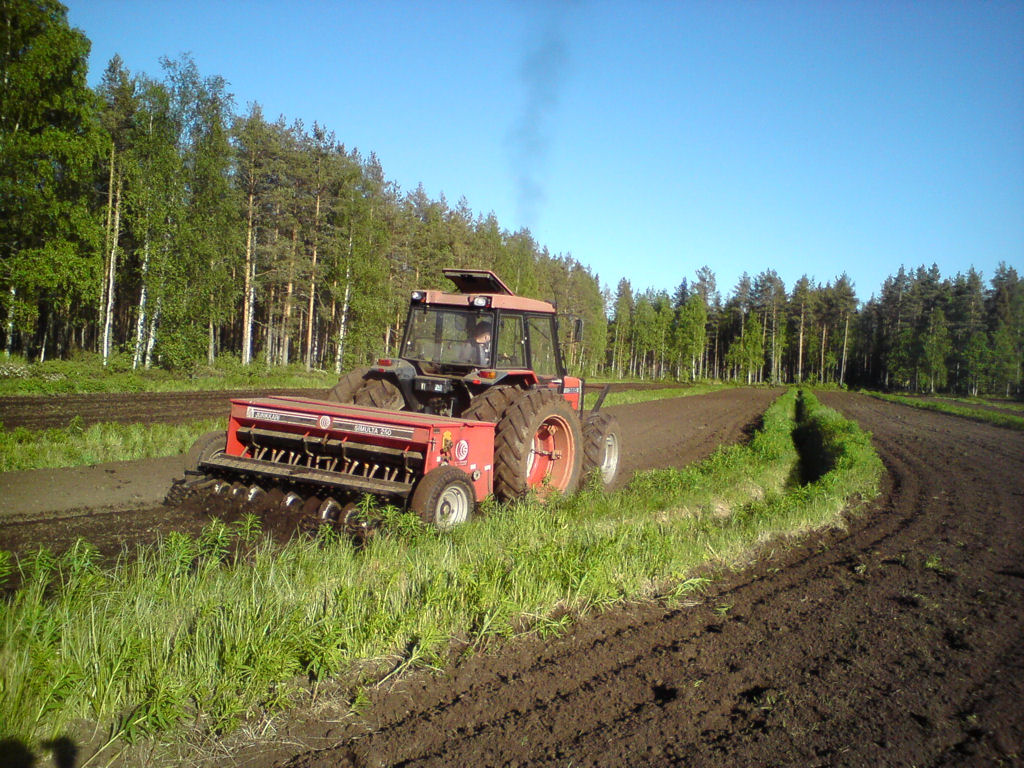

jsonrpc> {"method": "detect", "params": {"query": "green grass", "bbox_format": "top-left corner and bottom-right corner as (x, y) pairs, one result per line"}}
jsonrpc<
(591, 381), (734, 409)
(916, 393), (1024, 413)
(0, 387), (882, 762)
(0, 418), (226, 472)
(0, 354), (338, 396)
(863, 390), (1024, 430)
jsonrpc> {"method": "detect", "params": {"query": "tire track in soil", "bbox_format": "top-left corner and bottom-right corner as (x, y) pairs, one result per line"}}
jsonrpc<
(268, 392), (1024, 768)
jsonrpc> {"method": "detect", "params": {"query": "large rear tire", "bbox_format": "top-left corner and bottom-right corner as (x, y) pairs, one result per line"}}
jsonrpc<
(582, 412), (622, 490)
(493, 389), (583, 501)
(326, 367), (371, 403)
(353, 376), (404, 410)
(326, 367), (404, 411)
(410, 466), (476, 529)
(460, 385), (521, 422)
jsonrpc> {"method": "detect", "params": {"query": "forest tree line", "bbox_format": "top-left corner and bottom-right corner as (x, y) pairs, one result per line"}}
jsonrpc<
(608, 264), (1022, 397)
(2, 1), (1022, 396)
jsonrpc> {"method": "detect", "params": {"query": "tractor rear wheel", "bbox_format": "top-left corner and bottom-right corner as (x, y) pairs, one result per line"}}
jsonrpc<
(582, 412), (622, 490)
(410, 466), (476, 529)
(326, 367), (371, 403)
(493, 389), (583, 501)
(353, 376), (404, 410)
(460, 385), (521, 422)
(327, 368), (404, 411)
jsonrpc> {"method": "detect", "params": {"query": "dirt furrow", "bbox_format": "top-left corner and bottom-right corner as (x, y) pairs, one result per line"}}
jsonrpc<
(273, 391), (1024, 768)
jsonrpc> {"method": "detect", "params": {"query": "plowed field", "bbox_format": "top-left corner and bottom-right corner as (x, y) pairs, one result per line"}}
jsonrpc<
(257, 392), (1024, 768)
(2, 389), (1021, 767)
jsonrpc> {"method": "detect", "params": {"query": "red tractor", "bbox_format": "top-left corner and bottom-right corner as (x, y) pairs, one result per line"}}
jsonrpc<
(184, 269), (621, 528)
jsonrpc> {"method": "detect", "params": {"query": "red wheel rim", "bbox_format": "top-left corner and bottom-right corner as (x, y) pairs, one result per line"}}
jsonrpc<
(525, 413), (575, 494)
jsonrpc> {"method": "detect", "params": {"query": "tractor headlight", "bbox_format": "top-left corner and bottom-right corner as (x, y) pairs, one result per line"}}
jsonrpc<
(471, 295), (491, 308)
(411, 291), (425, 302)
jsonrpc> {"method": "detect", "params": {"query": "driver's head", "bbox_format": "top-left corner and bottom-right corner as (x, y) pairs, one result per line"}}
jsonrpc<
(473, 320), (492, 343)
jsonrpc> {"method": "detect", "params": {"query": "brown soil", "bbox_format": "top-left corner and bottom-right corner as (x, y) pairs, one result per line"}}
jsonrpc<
(246, 391), (1023, 768)
(3, 389), (1022, 768)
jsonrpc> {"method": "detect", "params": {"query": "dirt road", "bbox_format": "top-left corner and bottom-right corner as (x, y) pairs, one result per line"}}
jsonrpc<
(250, 391), (1022, 768)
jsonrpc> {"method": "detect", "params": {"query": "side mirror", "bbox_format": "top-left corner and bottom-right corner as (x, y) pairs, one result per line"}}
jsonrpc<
(557, 314), (584, 344)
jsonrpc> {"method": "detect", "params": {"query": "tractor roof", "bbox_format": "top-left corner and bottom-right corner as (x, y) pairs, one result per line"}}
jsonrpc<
(415, 268), (556, 313)
(443, 269), (514, 295)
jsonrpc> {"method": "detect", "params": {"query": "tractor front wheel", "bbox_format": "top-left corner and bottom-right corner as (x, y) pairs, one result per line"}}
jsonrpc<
(493, 389), (583, 501)
(582, 412), (622, 490)
(410, 466), (476, 529)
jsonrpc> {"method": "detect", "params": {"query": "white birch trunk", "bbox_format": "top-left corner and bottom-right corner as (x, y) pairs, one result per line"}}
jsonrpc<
(335, 236), (353, 375)
(144, 296), (160, 369)
(242, 192), (256, 365)
(102, 174), (122, 366)
(99, 145), (115, 338)
(4, 286), (14, 357)
(304, 192), (321, 370)
(132, 239), (150, 370)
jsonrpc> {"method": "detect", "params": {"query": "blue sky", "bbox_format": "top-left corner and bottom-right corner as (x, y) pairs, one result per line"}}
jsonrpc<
(66, 0), (1023, 304)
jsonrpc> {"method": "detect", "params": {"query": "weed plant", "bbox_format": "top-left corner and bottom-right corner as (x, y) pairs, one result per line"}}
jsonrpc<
(0, 388), (882, 759)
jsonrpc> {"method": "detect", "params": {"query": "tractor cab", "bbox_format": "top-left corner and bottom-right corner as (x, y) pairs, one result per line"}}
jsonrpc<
(368, 269), (579, 416)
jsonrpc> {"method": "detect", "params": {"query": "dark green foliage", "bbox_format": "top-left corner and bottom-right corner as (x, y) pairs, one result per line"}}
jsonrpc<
(1, 0), (102, 353)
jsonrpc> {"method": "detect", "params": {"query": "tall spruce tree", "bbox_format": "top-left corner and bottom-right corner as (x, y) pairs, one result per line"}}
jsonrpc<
(1, 0), (100, 358)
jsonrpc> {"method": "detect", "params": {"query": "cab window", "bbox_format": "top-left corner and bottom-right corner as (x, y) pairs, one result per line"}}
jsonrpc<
(497, 315), (526, 368)
(527, 316), (558, 377)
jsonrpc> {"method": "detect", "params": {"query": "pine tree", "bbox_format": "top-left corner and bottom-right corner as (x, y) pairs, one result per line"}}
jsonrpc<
(1, 0), (101, 359)
(921, 307), (952, 393)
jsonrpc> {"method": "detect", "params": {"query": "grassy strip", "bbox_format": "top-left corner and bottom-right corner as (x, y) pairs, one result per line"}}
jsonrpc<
(593, 381), (733, 408)
(0, 388), (882, 758)
(918, 394), (1024, 413)
(0, 356), (338, 396)
(864, 390), (1024, 430)
(0, 419), (225, 472)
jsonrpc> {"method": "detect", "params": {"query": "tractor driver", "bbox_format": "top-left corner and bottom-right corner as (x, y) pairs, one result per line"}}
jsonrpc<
(461, 320), (492, 366)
